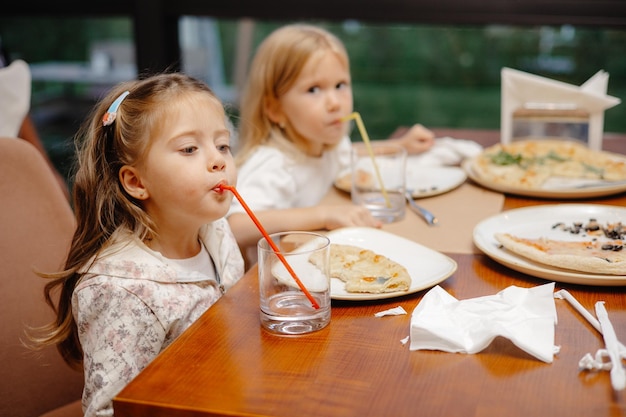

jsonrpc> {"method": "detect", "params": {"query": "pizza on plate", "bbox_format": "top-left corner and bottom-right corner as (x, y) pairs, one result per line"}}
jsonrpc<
(334, 170), (375, 193)
(309, 243), (412, 293)
(471, 139), (626, 189)
(494, 232), (626, 275)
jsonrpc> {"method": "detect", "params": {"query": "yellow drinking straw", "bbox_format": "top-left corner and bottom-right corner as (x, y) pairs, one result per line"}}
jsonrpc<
(341, 112), (391, 208)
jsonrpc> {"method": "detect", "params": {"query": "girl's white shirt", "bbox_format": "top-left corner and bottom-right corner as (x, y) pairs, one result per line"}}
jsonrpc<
(228, 128), (351, 216)
(167, 240), (216, 282)
(73, 218), (244, 417)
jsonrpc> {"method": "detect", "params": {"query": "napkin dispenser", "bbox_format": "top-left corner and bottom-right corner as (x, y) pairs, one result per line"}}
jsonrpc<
(501, 67), (621, 150)
(512, 103), (589, 144)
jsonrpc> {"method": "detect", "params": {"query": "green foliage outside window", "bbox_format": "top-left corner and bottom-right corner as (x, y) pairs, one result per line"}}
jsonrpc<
(1, 17), (624, 142)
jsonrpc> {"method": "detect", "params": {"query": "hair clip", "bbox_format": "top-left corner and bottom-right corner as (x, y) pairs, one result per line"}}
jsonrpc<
(102, 90), (130, 126)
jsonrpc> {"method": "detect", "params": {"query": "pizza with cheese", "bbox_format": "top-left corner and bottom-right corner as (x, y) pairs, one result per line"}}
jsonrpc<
(495, 232), (626, 275)
(471, 139), (626, 189)
(309, 243), (412, 293)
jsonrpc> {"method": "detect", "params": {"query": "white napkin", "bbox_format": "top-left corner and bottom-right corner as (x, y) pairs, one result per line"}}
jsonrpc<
(407, 136), (483, 166)
(374, 306), (407, 317)
(501, 67), (621, 150)
(409, 282), (558, 363)
(0, 59), (31, 137)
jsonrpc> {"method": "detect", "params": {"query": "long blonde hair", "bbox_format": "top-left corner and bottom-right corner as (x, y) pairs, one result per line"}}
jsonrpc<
(31, 73), (222, 368)
(236, 24), (350, 164)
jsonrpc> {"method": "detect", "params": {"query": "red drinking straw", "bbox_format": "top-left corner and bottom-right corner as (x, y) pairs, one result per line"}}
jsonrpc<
(219, 184), (320, 309)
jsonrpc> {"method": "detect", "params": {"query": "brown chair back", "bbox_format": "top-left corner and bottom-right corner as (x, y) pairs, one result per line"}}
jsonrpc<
(0, 137), (83, 416)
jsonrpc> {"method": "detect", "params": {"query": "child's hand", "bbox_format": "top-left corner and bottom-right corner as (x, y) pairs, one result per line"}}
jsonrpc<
(321, 205), (383, 230)
(391, 123), (435, 155)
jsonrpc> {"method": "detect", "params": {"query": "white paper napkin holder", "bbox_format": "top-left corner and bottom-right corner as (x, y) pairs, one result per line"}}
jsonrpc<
(501, 67), (621, 150)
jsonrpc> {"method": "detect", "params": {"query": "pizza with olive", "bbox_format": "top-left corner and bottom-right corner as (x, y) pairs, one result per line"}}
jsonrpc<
(495, 232), (626, 275)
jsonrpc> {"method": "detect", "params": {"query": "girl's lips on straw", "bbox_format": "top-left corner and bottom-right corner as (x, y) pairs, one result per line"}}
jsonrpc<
(213, 182), (229, 193)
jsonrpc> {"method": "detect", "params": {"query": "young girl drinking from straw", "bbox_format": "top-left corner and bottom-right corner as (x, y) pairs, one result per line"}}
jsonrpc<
(30, 73), (244, 417)
(228, 23), (435, 261)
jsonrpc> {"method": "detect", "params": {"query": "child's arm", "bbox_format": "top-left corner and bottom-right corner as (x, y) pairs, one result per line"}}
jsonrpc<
(386, 123), (435, 155)
(228, 205), (382, 248)
(76, 281), (167, 417)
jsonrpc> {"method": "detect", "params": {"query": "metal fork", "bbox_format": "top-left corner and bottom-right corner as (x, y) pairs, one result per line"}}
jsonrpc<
(405, 191), (439, 226)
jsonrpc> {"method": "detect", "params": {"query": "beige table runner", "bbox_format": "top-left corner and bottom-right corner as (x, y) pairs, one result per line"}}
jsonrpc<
(321, 182), (504, 254)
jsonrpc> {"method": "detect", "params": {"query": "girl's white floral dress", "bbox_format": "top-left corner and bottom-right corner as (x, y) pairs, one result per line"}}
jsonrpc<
(73, 219), (244, 416)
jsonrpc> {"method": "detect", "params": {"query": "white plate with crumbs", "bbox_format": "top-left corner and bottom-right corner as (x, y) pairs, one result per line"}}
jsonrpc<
(405, 165), (467, 198)
(473, 204), (626, 286)
(325, 227), (457, 300)
(335, 163), (466, 199)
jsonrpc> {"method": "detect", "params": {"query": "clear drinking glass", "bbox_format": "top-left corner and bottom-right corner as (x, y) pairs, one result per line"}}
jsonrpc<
(258, 231), (331, 335)
(351, 142), (407, 223)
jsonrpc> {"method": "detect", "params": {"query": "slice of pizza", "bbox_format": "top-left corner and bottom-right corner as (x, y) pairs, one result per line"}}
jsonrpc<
(495, 232), (626, 275)
(309, 243), (412, 293)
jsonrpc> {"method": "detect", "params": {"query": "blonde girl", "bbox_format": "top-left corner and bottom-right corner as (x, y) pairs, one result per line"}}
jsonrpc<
(228, 24), (434, 260)
(31, 73), (244, 416)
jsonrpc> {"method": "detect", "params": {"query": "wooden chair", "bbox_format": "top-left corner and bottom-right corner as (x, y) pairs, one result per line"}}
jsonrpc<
(0, 137), (83, 416)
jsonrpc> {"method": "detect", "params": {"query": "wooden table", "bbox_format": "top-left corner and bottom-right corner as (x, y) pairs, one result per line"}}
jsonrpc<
(114, 129), (626, 417)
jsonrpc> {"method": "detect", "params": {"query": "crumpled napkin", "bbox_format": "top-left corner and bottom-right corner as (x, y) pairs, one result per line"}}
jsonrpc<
(0, 59), (30, 137)
(409, 282), (558, 363)
(408, 136), (483, 166)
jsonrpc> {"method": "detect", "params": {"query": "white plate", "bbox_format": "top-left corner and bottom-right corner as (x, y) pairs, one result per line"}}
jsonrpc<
(463, 157), (626, 199)
(406, 163), (467, 198)
(335, 161), (467, 199)
(325, 227), (457, 300)
(473, 204), (626, 286)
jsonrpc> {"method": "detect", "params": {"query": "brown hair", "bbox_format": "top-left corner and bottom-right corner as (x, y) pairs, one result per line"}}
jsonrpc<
(236, 24), (349, 164)
(30, 72), (222, 367)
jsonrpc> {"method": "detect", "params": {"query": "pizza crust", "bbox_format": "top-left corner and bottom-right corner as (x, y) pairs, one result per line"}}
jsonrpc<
(309, 243), (411, 293)
(495, 232), (626, 275)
